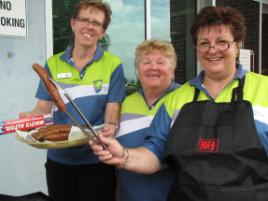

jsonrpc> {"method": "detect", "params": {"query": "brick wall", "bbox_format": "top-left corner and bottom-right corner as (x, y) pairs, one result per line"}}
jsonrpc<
(262, 13), (268, 74)
(170, 0), (196, 84)
(210, 0), (260, 72)
(170, 0), (187, 83)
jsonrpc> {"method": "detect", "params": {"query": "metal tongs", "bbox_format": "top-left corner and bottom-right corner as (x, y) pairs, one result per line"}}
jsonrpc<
(50, 79), (107, 149)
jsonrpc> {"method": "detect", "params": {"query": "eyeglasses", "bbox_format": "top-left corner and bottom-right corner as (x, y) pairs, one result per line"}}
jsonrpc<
(76, 17), (103, 29)
(196, 41), (235, 53)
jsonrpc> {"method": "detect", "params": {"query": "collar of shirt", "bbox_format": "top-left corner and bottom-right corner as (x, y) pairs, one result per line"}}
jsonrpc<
(189, 63), (248, 90)
(138, 80), (180, 109)
(60, 46), (104, 68)
(59, 46), (104, 78)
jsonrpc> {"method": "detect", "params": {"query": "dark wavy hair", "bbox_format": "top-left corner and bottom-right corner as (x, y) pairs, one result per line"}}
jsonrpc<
(191, 6), (246, 44)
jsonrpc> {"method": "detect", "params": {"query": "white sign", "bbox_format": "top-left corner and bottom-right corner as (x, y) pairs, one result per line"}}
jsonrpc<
(239, 48), (252, 71)
(0, 0), (27, 37)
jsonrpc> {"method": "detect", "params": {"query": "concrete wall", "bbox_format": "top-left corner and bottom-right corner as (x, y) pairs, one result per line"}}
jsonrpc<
(0, 0), (51, 196)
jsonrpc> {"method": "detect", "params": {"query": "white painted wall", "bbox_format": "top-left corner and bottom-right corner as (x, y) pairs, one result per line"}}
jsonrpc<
(0, 0), (52, 196)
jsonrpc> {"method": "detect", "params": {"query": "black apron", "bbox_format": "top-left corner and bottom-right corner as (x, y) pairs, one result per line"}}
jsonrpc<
(165, 77), (268, 201)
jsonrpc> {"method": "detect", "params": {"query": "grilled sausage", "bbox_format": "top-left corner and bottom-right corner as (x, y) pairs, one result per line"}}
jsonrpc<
(43, 132), (69, 141)
(31, 124), (71, 142)
(32, 63), (66, 112)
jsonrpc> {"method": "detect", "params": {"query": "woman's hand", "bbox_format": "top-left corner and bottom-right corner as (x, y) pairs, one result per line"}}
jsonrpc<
(18, 100), (53, 118)
(19, 111), (35, 118)
(90, 133), (162, 173)
(89, 134), (125, 166)
(101, 122), (118, 137)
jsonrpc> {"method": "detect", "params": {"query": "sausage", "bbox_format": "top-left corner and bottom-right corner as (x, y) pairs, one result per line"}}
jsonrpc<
(38, 124), (71, 133)
(31, 124), (71, 142)
(32, 63), (66, 112)
(43, 132), (69, 141)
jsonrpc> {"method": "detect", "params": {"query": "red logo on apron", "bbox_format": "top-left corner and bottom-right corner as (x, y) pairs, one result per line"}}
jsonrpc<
(198, 138), (219, 152)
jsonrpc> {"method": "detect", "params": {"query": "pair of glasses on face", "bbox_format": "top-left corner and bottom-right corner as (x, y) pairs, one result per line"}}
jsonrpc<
(76, 17), (103, 29)
(196, 41), (235, 53)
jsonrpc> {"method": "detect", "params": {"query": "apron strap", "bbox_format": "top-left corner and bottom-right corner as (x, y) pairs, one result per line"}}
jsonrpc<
(193, 76), (246, 102)
(193, 87), (200, 102)
(231, 76), (245, 102)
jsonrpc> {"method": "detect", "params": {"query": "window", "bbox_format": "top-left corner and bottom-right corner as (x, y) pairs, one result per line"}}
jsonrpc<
(53, 0), (144, 80)
(52, 0), (196, 83)
(106, 0), (144, 80)
(151, 0), (171, 40)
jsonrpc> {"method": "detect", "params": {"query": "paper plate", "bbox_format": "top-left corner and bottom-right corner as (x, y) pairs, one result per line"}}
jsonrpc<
(15, 125), (102, 149)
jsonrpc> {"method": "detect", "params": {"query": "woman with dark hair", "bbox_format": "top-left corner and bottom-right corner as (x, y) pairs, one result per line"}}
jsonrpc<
(91, 6), (268, 201)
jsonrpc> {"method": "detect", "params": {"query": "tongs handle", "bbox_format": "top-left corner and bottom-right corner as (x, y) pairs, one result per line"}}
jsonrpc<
(63, 93), (107, 150)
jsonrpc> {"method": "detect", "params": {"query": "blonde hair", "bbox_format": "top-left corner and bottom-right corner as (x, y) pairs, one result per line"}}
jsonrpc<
(135, 39), (177, 71)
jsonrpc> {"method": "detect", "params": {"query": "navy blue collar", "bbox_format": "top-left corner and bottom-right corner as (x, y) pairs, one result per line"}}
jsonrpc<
(189, 63), (248, 88)
(60, 46), (104, 68)
(138, 80), (180, 109)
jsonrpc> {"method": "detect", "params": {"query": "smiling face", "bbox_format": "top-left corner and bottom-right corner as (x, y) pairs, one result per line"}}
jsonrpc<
(137, 50), (174, 92)
(71, 6), (105, 49)
(196, 24), (240, 80)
